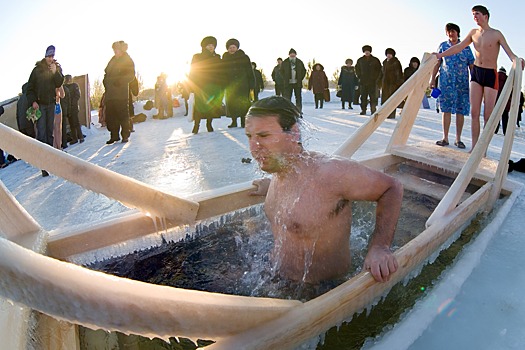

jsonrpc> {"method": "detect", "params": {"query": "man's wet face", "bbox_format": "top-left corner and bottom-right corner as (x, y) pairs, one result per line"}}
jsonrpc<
(245, 115), (296, 173)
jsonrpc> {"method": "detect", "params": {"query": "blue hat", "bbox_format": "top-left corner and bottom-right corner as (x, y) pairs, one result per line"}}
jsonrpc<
(45, 45), (55, 57)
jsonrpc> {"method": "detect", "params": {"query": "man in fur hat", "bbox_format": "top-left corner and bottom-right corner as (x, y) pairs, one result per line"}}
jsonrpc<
(355, 45), (382, 115)
(188, 36), (224, 133)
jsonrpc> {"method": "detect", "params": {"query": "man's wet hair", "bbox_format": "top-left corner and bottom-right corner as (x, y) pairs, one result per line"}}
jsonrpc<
(446, 23), (461, 37)
(472, 5), (489, 19)
(246, 96), (302, 131)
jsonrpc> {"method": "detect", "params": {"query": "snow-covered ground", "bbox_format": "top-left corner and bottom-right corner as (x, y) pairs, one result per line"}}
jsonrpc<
(1, 89), (525, 349)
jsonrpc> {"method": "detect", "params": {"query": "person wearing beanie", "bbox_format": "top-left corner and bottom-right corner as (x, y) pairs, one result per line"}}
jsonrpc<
(281, 48), (306, 112)
(188, 36), (224, 134)
(103, 40), (136, 144)
(355, 44), (382, 115)
(26, 44), (64, 176)
(381, 48), (403, 119)
(222, 38), (255, 128)
(431, 22), (474, 149)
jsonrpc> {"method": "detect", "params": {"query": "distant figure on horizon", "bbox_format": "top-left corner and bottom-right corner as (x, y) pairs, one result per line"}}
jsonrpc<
(281, 49), (306, 112)
(103, 40), (135, 144)
(381, 48), (403, 119)
(189, 36), (224, 134)
(435, 5), (524, 152)
(26, 44), (64, 176)
(308, 63), (329, 109)
(153, 73), (170, 119)
(356, 45), (382, 115)
(271, 57), (284, 97)
(222, 38), (254, 128)
(431, 22), (474, 150)
(246, 96), (403, 284)
(251, 62), (264, 102)
(338, 58), (358, 110)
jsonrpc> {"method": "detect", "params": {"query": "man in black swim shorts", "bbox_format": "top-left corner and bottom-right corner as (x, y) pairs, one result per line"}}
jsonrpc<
(471, 65), (498, 90)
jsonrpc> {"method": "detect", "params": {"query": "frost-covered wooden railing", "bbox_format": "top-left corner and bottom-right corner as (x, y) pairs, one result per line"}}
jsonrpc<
(427, 58), (523, 226)
(0, 123), (200, 222)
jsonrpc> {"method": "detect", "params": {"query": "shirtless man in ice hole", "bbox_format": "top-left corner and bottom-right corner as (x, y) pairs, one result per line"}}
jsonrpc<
(246, 96), (403, 284)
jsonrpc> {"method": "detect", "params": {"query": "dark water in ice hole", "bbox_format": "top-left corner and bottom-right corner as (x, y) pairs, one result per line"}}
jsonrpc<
(78, 189), (445, 349)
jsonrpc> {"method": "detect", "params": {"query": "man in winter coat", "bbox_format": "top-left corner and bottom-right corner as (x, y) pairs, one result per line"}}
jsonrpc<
(222, 38), (254, 128)
(27, 45), (64, 147)
(64, 74), (84, 145)
(103, 40), (135, 144)
(355, 45), (382, 115)
(281, 48), (306, 112)
(252, 62), (264, 102)
(189, 36), (224, 133)
(381, 48), (403, 119)
(271, 58), (284, 97)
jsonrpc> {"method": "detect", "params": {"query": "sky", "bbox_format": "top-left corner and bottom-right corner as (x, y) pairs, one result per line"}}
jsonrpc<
(1, 0), (524, 101)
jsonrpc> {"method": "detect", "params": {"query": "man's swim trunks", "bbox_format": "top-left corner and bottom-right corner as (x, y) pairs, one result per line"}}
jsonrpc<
(471, 65), (498, 89)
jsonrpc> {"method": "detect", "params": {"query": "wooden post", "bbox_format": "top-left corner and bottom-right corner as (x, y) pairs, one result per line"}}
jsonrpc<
(386, 53), (433, 151)
(486, 58), (523, 210)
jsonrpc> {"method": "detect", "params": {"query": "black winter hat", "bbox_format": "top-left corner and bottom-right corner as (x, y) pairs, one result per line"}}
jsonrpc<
(289, 48), (297, 55)
(410, 57), (420, 66)
(385, 48), (396, 56)
(226, 38), (240, 49)
(362, 45), (372, 53)
(201, 36), (217, 48)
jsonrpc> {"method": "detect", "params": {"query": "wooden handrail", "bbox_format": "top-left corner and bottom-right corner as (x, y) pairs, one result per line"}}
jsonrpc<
(427, 58), (522, 226)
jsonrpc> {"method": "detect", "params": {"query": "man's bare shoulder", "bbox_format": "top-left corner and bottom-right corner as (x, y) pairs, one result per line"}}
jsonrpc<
(312, 153), (361, 173)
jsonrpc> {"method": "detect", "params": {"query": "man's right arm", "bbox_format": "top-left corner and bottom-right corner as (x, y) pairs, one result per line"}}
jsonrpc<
(436, 31), (473, 59)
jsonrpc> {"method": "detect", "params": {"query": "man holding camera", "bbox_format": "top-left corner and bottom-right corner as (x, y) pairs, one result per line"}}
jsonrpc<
(27, 45), (64, 149)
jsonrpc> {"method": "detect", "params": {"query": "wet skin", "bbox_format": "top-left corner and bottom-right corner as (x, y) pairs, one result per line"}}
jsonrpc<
(246, 116), (403, 283)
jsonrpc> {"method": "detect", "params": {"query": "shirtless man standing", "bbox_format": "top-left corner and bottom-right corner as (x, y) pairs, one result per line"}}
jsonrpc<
(436, 5), (523, 152)
(246, 96), (403, 284)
